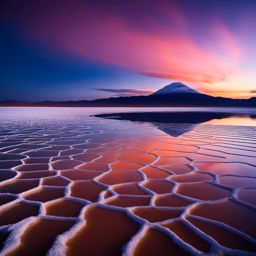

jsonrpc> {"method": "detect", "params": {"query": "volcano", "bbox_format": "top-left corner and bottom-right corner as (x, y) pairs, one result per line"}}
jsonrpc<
(1, 82), (256, 107)
(151, 82), (200, 95)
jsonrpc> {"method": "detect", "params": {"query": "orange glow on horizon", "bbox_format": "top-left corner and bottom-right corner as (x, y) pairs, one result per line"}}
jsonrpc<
(206, 116), (256, 126)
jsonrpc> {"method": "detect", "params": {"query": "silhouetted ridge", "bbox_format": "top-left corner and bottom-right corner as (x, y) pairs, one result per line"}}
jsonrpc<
(1, 82), (256, 107)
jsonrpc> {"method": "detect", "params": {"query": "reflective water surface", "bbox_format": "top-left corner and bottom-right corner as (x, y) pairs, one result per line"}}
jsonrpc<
(0, 107), (256, 256)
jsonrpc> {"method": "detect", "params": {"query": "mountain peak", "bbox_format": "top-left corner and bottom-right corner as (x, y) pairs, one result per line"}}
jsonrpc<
(151, 82), (200, 95)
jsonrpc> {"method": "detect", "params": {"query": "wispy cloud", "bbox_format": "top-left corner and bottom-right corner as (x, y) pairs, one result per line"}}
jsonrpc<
(94, 88), (153, 97)
(4, 1), (244, 85)
(3, 0), (255, 98)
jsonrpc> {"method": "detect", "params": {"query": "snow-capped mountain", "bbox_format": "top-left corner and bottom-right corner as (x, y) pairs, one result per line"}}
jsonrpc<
(2, 81), (256, 107)
(151, 82), (200, 95)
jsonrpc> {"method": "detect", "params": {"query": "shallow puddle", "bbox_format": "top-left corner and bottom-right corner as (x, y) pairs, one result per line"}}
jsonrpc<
(163, 220), (211, 252)
(70, 180), (105, 201)
(66, 206), (140, 256)
(133, 228), (190, 256)
(176, 182), (230, 200)
(6, 219), (75, 256)
(187, 216), (256, 253)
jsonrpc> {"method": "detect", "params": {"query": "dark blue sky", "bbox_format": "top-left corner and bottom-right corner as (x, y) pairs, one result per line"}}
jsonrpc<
(1, 0), (256, 100)
(1, 25), (167, 101)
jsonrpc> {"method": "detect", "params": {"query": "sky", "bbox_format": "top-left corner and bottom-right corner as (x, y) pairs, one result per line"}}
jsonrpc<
(1, 0), (256, 101)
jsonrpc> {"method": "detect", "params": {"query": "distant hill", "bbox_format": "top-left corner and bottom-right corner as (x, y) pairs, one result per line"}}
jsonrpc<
(1, 82), (256, 107)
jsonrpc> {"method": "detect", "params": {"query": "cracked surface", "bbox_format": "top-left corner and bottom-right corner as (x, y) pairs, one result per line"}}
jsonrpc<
(0, 107), (256, 255)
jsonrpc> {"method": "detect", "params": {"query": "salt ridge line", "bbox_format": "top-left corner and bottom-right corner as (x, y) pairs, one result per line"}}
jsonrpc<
(0, 121), (256, 255)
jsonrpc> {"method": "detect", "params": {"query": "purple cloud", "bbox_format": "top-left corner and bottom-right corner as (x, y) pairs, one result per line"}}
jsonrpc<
(94, 88), (153, 97)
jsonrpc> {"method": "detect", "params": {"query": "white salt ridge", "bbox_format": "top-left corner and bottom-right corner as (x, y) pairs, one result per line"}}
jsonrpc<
(0, 113), (256, 255)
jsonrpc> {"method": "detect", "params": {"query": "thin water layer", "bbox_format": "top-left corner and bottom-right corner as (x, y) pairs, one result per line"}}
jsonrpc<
(0, 107), (256, 255)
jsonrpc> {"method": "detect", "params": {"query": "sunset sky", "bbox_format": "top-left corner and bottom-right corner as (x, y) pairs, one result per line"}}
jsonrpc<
(1, 0), (256, 101)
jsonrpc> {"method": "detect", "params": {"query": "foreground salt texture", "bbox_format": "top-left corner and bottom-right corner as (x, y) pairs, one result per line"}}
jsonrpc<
(0, 107), (256, 256)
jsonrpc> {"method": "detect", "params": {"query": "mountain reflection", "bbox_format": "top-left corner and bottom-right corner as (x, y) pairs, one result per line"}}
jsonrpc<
(95, 112), (256, 137)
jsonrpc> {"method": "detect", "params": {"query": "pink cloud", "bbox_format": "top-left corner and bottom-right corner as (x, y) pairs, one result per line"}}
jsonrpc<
(2, 0), (246, 90)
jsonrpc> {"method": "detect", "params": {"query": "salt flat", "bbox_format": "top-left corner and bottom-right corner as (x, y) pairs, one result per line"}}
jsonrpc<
(0, 107), (256, 256)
